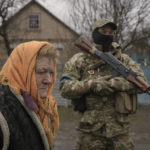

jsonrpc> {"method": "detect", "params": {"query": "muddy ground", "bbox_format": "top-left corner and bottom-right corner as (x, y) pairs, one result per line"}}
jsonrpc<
(53, 104), (150, 150)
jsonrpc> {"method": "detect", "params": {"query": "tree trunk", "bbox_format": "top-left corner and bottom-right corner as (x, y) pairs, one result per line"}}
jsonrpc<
(1, 26), (12, 56)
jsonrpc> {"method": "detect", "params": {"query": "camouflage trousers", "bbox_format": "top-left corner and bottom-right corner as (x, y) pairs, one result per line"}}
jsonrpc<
(75, 131), (134, 150)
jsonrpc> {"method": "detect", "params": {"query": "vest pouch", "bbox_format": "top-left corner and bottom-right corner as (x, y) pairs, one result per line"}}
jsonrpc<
(115, 92), (137, 114)
(130, 94), (137, 113)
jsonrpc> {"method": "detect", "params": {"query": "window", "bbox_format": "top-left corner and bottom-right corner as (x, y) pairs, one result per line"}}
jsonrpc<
(28, 14), (40, 30)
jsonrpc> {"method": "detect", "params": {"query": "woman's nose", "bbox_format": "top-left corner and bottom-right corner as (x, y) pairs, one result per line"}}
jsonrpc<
(43, 73), (52, 84)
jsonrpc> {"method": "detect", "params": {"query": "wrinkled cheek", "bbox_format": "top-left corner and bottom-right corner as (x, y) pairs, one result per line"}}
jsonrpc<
(36, 78), (40, 89)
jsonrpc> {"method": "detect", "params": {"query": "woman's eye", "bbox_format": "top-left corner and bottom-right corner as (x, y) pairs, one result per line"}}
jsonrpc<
(38, 72), (44, 74)
(50, 72), (54, 75)
(37, 70), (45, 74)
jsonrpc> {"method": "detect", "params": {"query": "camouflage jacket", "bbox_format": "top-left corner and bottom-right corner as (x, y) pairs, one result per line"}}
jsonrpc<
(60, 50), (145, 99)
(59, 45), (147, 137)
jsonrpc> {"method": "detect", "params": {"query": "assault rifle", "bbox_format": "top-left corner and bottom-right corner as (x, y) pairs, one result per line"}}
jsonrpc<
(75, 36), (150, 94)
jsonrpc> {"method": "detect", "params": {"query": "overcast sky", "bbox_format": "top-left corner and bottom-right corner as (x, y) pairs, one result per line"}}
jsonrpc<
(37, 0), (72, 25)
(36, 0), (150, 30)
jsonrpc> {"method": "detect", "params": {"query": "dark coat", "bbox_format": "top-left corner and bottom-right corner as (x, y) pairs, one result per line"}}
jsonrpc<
(0, 84), (49, 150)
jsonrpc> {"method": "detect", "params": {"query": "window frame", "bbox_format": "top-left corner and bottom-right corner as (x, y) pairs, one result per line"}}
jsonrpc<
(28, 13), (41, 30)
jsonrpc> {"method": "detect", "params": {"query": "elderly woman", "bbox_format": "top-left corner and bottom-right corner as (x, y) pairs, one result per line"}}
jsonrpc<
(0, 41), (59, 150)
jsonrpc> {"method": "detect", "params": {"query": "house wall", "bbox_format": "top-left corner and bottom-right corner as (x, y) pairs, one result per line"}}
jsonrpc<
(0, 1), (79, 66)
(7, 2), (78, 42)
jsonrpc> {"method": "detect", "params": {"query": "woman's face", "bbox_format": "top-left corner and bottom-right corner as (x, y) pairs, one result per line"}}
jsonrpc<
(35, 57), (54, 99)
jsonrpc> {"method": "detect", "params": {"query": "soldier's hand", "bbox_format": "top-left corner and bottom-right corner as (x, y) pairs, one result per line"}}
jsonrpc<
(88, 76), (110, 89)
(89, 78), (114, 95)
(88, 80), (93, 88)
(109, 77), (133, 91)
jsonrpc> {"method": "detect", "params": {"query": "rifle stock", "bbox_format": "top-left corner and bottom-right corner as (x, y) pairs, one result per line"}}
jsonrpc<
(75, 36), (150, 94)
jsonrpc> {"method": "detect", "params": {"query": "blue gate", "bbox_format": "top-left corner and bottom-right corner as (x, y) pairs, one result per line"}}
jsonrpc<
(131, 53), (150, 104)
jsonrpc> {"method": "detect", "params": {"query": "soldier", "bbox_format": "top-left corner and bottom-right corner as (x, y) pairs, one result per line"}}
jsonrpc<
(59, 19), (147, 150)
(0, 41), (59, 150)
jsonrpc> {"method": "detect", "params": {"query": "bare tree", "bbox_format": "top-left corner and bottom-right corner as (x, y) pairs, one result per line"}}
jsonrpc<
(0, 0), (29, 55)
(69, 0), (150, 51)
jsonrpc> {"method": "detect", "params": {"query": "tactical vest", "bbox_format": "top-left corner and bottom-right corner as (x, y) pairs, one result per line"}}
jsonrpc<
(73, 52), (137, 114)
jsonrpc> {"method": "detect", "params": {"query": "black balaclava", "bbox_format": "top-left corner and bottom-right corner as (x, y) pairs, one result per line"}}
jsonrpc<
(92, 28), (114, 52)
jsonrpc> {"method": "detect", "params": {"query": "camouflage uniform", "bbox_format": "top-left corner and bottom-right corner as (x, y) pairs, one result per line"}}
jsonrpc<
(59, 19), (146, 150)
